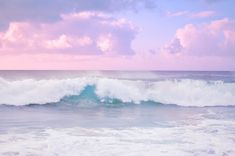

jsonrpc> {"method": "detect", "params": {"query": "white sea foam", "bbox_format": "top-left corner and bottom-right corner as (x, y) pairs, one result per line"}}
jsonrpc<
(0, 77), (235, 106)
(0, 119), (234, 156)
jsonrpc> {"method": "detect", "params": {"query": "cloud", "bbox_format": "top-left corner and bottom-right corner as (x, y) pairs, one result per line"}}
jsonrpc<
(166, 10), (215, 18)
(204, 0), (223, 3)
(0, 11), (138, 55)
(0, 0), (155, 27)
(162, 38), (183, 55)
(162, 18), (235, 56)
(191, 11), (215, 18)
(166, 11), (189, 17)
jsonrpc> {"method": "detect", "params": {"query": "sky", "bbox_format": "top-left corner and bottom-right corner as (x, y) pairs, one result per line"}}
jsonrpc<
(0, 0), (235, 70)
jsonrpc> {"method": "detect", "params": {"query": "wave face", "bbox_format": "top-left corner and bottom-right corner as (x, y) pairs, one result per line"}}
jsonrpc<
(1, 74), (235, 107)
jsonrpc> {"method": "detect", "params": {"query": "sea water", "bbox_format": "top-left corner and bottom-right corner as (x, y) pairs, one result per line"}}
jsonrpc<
(0, 71), (235, 156)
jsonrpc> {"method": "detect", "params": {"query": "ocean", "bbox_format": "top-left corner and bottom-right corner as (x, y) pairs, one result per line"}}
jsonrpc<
(0, 71), (235, 156)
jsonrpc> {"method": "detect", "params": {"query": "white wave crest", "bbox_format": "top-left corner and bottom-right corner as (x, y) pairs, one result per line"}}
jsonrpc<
(0, 77), (235, 106)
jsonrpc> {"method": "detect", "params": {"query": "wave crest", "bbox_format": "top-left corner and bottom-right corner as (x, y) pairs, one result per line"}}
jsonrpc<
(0, 77), (235, 106)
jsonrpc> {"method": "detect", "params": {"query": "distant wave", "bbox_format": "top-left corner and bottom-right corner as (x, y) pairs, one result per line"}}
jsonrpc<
(0, 77), (235, 107)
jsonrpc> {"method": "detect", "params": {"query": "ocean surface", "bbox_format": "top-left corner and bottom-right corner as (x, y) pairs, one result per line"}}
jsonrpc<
(0, 71), (235, 156)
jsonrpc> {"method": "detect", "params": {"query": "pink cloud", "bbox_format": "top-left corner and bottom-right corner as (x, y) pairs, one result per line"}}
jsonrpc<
(163, 18), (235, 56)
(190, 11), (215, 18)
(96, 33), (113, 53)
(0, 0), (156, 26)
(45, 35), (93, 49)
(166, 10), (215, 18)
(0, 11), (137, 55)
(166, 11), (189, 17)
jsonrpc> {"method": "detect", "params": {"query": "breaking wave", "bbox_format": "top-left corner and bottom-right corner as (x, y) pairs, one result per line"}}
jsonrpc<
(0, 77), (235, 107)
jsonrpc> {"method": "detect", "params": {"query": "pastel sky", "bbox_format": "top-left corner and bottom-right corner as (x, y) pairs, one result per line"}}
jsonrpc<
(0, 0), (235, 70)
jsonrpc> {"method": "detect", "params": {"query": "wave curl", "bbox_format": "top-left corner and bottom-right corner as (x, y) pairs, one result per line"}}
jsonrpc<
(0, 77), (235, 107)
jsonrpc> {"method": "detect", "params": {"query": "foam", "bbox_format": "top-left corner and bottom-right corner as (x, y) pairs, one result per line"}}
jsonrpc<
(0, 77), (235, 106)
(0, 77), (90, 105)
(0, 119), (234, 156)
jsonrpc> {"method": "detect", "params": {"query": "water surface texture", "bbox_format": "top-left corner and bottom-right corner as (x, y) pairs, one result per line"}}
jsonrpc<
(0, 71), (235, 156)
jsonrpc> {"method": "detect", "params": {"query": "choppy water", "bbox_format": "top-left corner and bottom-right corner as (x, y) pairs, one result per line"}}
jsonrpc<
(0, 71), (235, 156)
